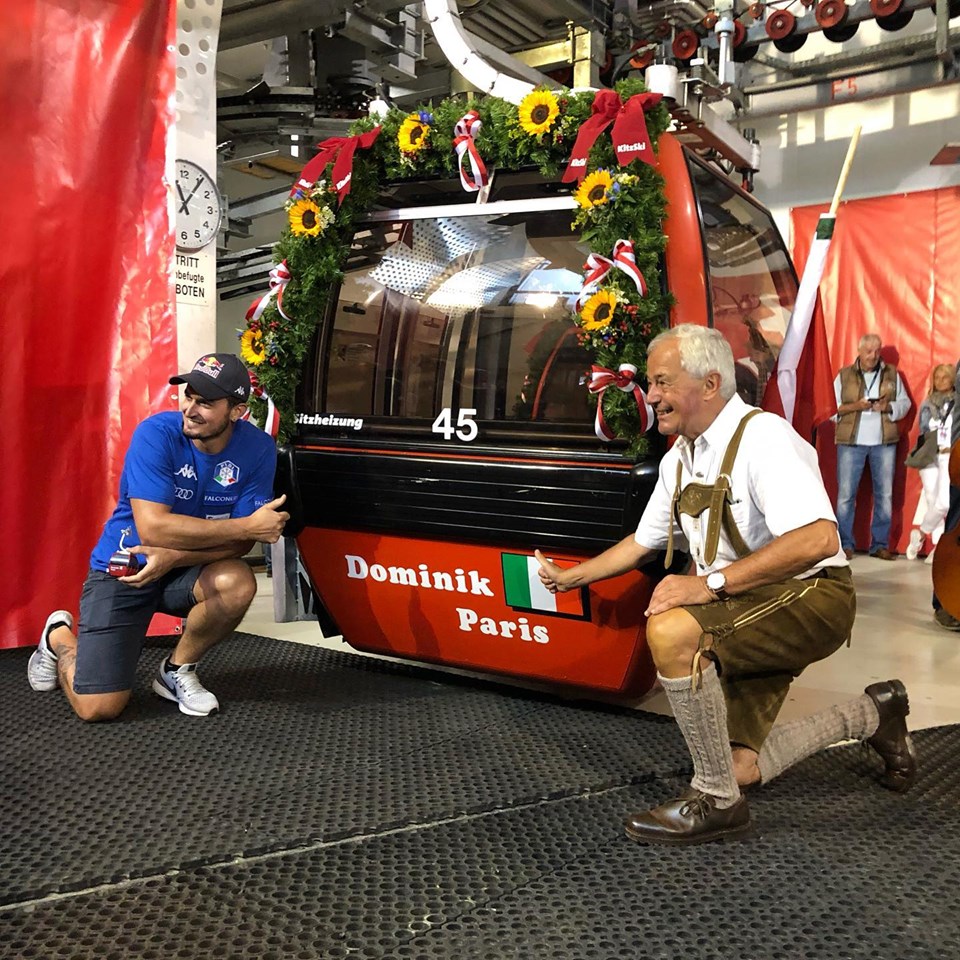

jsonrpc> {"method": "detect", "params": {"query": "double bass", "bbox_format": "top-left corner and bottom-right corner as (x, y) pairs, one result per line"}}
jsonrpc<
(931, 440), (960, 618)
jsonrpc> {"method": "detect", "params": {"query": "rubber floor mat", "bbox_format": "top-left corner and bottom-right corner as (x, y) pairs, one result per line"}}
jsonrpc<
(2, 633), (958, 959)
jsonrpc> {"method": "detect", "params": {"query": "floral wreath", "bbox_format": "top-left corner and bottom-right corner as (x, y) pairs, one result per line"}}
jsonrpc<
(241, 77), (671, 457)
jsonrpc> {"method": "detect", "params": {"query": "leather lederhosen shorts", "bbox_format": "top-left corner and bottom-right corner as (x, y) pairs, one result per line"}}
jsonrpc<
(682, 566), (856, 752)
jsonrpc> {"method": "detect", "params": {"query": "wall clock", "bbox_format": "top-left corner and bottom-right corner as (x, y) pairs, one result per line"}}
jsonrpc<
(175, 159), (222, 251)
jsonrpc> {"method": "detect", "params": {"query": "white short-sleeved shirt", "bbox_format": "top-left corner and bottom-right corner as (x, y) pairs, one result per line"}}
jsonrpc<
(634, 394), (847, 577)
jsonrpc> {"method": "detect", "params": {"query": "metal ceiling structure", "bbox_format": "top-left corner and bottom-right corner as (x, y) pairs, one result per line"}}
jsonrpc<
(215, 0), (959, 293)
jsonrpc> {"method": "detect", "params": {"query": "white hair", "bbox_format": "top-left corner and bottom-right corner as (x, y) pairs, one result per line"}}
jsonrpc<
(858, 333), (881, 350)
(648, 324), (737, 400)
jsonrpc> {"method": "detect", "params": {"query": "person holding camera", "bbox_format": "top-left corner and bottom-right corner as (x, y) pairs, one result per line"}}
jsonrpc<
(27, 353), (289, 722)
(834, 334), (909, 560)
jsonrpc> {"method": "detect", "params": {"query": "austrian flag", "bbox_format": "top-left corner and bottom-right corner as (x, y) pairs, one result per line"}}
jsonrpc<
(501, 554), (588, 619)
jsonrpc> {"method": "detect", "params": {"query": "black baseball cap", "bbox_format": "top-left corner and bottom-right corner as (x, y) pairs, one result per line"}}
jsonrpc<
(169, 353), (251, 402)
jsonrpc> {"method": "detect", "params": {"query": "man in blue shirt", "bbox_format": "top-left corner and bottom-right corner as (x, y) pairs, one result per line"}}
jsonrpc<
(27, 353), (289, 721)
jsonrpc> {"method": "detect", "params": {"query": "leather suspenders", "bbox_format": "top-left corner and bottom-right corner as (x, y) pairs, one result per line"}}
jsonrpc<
(664, 410), (761, 569)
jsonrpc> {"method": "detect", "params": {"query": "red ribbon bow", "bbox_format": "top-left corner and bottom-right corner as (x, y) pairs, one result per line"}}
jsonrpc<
(587, 363), (654, 442)
(290, 126), (382, 205)
(562, 90), (663, 183)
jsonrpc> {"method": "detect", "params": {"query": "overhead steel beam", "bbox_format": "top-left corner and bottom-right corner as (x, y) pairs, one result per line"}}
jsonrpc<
(228, 186), (292, 220)
(742, 27), (960, 96)
(220, 0), (413, 50)
(741, 59), (960, 118)
(701, 0), (940, 50)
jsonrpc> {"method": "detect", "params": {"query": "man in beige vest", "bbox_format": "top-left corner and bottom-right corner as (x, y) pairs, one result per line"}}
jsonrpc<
(536, 325), (915, 845)
(834, 334), (909, 560)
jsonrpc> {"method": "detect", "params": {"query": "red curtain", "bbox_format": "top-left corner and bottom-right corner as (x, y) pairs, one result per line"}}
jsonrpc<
(792, 188), (960, 552)
(1, 1), (176, 648)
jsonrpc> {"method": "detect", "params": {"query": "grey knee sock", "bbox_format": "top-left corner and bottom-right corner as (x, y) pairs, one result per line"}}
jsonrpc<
(660, 664), (740, 807)
(757, 694), (881, 785)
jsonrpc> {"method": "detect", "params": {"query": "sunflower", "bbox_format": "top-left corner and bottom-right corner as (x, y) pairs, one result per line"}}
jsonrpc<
(288, 198), (323, 237)
(398, 113), (430, 154)
(518, 90), (559, 136)
(574, 169), (614, 209)
(240, 328), (267, 365)
(580, 290), (618, 331)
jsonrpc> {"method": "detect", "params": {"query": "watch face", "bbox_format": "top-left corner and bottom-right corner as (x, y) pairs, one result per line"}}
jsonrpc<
(707, 572), (725, 590)
(175, 159), (222, 251)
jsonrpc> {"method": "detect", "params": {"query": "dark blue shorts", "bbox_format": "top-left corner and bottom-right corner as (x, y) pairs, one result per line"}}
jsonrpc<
(73, 567), (202, 695)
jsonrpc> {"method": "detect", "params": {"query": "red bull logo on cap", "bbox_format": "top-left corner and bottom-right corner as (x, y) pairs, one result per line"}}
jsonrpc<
(196, 355), (224, 378)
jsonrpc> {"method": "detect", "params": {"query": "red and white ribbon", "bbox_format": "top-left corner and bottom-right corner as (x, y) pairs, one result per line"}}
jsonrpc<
(241, 372), (280, 439)
(587, 363), (653, 442)
(452, 110), (489, 193)
(245, 261), (292, 324)
(576, 239), (648, 311)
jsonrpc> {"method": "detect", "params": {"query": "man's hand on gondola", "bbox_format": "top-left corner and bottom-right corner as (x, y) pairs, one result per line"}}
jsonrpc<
(535, 550), (572, 593)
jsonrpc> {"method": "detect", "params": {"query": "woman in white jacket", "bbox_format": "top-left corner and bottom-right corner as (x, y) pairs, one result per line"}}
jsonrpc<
(907, 364), (955, 561)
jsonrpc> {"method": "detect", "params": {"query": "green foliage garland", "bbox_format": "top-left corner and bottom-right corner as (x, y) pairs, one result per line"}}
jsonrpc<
(242, 77), (671, 457)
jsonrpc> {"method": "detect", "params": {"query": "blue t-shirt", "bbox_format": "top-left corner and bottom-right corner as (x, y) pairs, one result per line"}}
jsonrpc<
(90, 412), (277, 572)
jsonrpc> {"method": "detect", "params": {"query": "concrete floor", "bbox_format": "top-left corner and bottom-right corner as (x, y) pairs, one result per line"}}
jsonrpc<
(240, 551), (960, 733)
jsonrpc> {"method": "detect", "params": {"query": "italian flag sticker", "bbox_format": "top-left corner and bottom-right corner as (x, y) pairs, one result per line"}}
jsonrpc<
(501, 553), (588, 620)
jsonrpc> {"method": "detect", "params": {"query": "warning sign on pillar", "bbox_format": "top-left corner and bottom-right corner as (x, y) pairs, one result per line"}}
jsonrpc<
(175, 252), (213, 305)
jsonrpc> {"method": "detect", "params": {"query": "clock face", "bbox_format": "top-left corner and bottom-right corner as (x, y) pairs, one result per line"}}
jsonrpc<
(175, 159), (222, 251)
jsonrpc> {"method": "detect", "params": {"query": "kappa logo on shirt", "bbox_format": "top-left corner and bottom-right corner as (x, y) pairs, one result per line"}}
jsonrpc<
(175, 463), (197, 480)
(214, 460), (240, 487)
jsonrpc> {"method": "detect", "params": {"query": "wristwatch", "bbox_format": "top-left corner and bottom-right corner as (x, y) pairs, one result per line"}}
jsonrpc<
(706, 571), (730, 601)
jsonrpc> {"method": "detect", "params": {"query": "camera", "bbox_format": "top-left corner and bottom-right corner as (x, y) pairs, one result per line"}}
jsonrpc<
(108, 551), (141, 577)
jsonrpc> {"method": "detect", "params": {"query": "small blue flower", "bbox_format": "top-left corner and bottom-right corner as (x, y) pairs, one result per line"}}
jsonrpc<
(418, 110), (434, 125)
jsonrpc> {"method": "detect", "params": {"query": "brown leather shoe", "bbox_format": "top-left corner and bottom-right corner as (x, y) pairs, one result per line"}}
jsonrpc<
(871, 548), (896, 561)
(864, 679), (917, 793)
(624, 790), (751, 845)
(844, 549), (854, 560)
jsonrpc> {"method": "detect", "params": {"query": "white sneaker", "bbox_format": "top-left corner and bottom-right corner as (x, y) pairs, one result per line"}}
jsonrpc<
(27, 610), (74, 691)
(152, 657), (220, 716)
(925, 549), (936, 566)
(905, 529), (924, 561)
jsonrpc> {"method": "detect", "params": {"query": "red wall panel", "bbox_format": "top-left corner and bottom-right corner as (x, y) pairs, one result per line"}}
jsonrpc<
(792, 188), (960, 553)
(0, 1), (176, 647)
